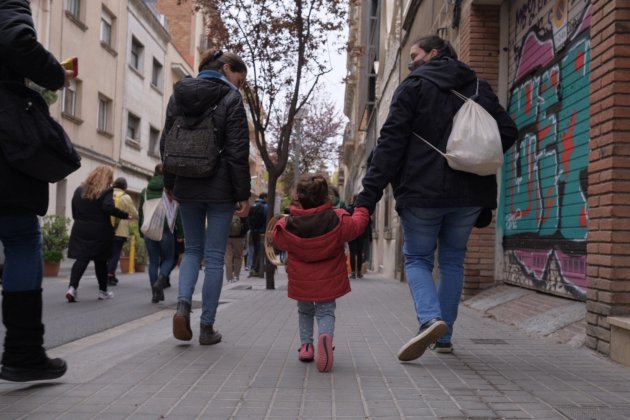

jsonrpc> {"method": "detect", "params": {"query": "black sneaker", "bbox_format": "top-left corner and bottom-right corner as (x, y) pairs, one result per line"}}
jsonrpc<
(0, 358), (67, 382)
(431, 342), (454, 354)
(397, 318), (448, 362)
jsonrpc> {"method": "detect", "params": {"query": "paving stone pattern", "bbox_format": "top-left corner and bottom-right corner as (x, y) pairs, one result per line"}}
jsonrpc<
(1, 272), (630, 419)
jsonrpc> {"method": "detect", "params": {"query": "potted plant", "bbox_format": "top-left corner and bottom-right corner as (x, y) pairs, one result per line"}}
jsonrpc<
(41, 215), (71, 277)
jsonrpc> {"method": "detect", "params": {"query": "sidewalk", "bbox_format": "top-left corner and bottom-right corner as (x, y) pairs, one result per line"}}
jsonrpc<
(1, 270), (630, 419)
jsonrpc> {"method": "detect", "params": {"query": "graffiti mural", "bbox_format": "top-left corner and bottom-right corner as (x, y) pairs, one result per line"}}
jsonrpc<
(500, 1), (591, 300)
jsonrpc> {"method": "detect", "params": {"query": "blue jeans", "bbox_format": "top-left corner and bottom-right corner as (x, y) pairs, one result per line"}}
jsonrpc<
(0, 215), (43, 292)
(399, 206), (481, 343)
(145, 225), (175, 287)
(178, 201), (233, 326)
(297, 300), (336, 345)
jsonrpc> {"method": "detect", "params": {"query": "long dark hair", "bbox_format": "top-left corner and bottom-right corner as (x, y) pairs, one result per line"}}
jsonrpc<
(412, 35), (458, 60)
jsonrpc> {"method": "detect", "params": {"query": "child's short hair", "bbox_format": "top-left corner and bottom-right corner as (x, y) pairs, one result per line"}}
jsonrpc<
(296, 173), (330, 209)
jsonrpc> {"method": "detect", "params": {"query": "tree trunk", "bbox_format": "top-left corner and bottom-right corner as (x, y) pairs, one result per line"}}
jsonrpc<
(265, 171), (280, 289)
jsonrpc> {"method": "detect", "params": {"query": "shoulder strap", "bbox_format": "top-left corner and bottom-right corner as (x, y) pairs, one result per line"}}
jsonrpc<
(450, 78), (479, 102)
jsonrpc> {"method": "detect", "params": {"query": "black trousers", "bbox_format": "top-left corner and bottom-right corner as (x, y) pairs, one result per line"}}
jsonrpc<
(106, 236), (127, 276)
(349, 240), (365, 273)
(70, 259), (108, 291)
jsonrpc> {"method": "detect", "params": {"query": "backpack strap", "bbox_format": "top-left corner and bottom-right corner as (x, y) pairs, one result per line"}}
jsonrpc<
(451, 78), (479, 102)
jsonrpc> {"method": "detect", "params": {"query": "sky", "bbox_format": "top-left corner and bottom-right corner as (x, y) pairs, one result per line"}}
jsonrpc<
(321, 32), (349, 120)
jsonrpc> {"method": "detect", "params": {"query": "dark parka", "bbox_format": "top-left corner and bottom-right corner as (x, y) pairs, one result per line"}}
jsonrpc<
(355, 57), (518, 213)
(0, 0), (66, 216)
(68, 187), (129, 261)
(160, 76), (250, 203)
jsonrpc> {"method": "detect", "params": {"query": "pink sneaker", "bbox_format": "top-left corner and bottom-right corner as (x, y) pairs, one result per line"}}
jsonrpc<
(298, 343), (314, 362)
(316, 333), (334, 372)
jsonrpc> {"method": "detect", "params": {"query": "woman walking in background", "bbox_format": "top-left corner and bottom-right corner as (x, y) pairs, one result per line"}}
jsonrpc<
(140, 164), (182, 303)
(66, 166), (130, 302)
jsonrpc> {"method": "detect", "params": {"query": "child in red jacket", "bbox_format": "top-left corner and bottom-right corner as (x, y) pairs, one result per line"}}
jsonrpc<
(272, 173), (369, 372)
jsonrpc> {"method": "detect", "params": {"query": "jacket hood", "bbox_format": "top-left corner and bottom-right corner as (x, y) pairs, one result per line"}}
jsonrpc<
(275, 204), (346, 263)
(409, 57), (477, 91)
(173, 77), (232, 116)
(147, 175), (164, 193)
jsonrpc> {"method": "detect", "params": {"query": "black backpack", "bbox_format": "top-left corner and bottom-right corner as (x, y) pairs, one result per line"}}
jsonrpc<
(163, 105), (220, 178)
(249, 203), (266, 230)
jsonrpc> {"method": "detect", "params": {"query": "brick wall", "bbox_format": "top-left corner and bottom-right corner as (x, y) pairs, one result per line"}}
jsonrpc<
(156, 0), (195, 67)
(459, 3), (502, 299)
(586, 0), (630, 355)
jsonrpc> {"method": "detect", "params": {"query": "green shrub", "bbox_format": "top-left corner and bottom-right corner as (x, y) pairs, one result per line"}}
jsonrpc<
(41, 215), (71, 263)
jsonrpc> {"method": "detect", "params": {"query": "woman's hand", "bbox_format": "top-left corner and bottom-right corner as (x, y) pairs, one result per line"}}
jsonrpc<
(235, 200), (250, 217)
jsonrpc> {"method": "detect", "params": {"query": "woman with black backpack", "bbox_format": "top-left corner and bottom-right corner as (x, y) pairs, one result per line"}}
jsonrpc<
(161, 50), (250, 346)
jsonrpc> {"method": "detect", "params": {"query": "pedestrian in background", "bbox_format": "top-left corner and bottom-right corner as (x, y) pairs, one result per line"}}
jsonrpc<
(161, 49), (250, 345)
(66, 166), (130, 302)
(355, 35), (517, 361)
(272, 174), (369, 372)
(347, 195), (372, 279)
(330, 186), (347, 210)
(106, 177), (138, 286)
(225, 215), (248, 283)
(140, 164), (182, 303)
(0, 0), (75, 382)
(247, 192), (268, 277)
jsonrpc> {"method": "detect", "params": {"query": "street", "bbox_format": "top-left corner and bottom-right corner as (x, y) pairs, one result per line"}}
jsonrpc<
(0, 270), (629, 419)
(0, 267), (179, 349)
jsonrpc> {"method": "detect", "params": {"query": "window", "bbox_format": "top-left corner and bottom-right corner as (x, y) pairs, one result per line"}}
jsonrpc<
(127, 113), (140, 140)
(62, 80), (78, 117)
(100, 10), (113, 47)
(149, 126), (161, 157)
(97, 95), (111, 133)
(65, 0), (80, 19)
(130, 37), (144, 71)
(151, 58), (163, 90)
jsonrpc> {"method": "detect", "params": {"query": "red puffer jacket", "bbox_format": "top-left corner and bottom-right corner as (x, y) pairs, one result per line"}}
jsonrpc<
(272, 203), (370, 302)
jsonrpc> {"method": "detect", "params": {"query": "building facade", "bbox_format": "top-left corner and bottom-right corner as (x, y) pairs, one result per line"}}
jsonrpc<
(342, 0), (630, 357)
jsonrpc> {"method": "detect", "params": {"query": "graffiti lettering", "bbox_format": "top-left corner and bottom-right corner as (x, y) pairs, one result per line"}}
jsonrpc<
(502, 4), (592, 300)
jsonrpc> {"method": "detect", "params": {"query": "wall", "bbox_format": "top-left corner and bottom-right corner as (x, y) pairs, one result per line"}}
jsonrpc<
(122, 0), (170, 193)
(500, 0), (592, 300)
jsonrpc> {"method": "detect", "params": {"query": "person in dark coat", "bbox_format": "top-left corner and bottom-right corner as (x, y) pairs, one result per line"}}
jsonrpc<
(0, 0), (74, 382)
(65, 166), (129, 302)
(161, 50), (251, 346)
(347, 195), (372, 279)
(355, 35), (518, 361)
(273, 174), (369, 372)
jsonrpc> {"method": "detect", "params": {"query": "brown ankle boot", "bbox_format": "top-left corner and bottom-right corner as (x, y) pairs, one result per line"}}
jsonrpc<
(199, 324), (222, 345)
(173, 300), (192, 341)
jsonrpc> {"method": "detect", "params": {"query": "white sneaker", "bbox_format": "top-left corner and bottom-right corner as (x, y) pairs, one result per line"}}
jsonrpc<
(65, 287), (78, 303)
(97, 290), (114, 300)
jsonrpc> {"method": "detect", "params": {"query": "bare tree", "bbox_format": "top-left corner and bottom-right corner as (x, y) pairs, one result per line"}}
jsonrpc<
(279, 96), (344, 198)
(187, 0), (347, 288)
